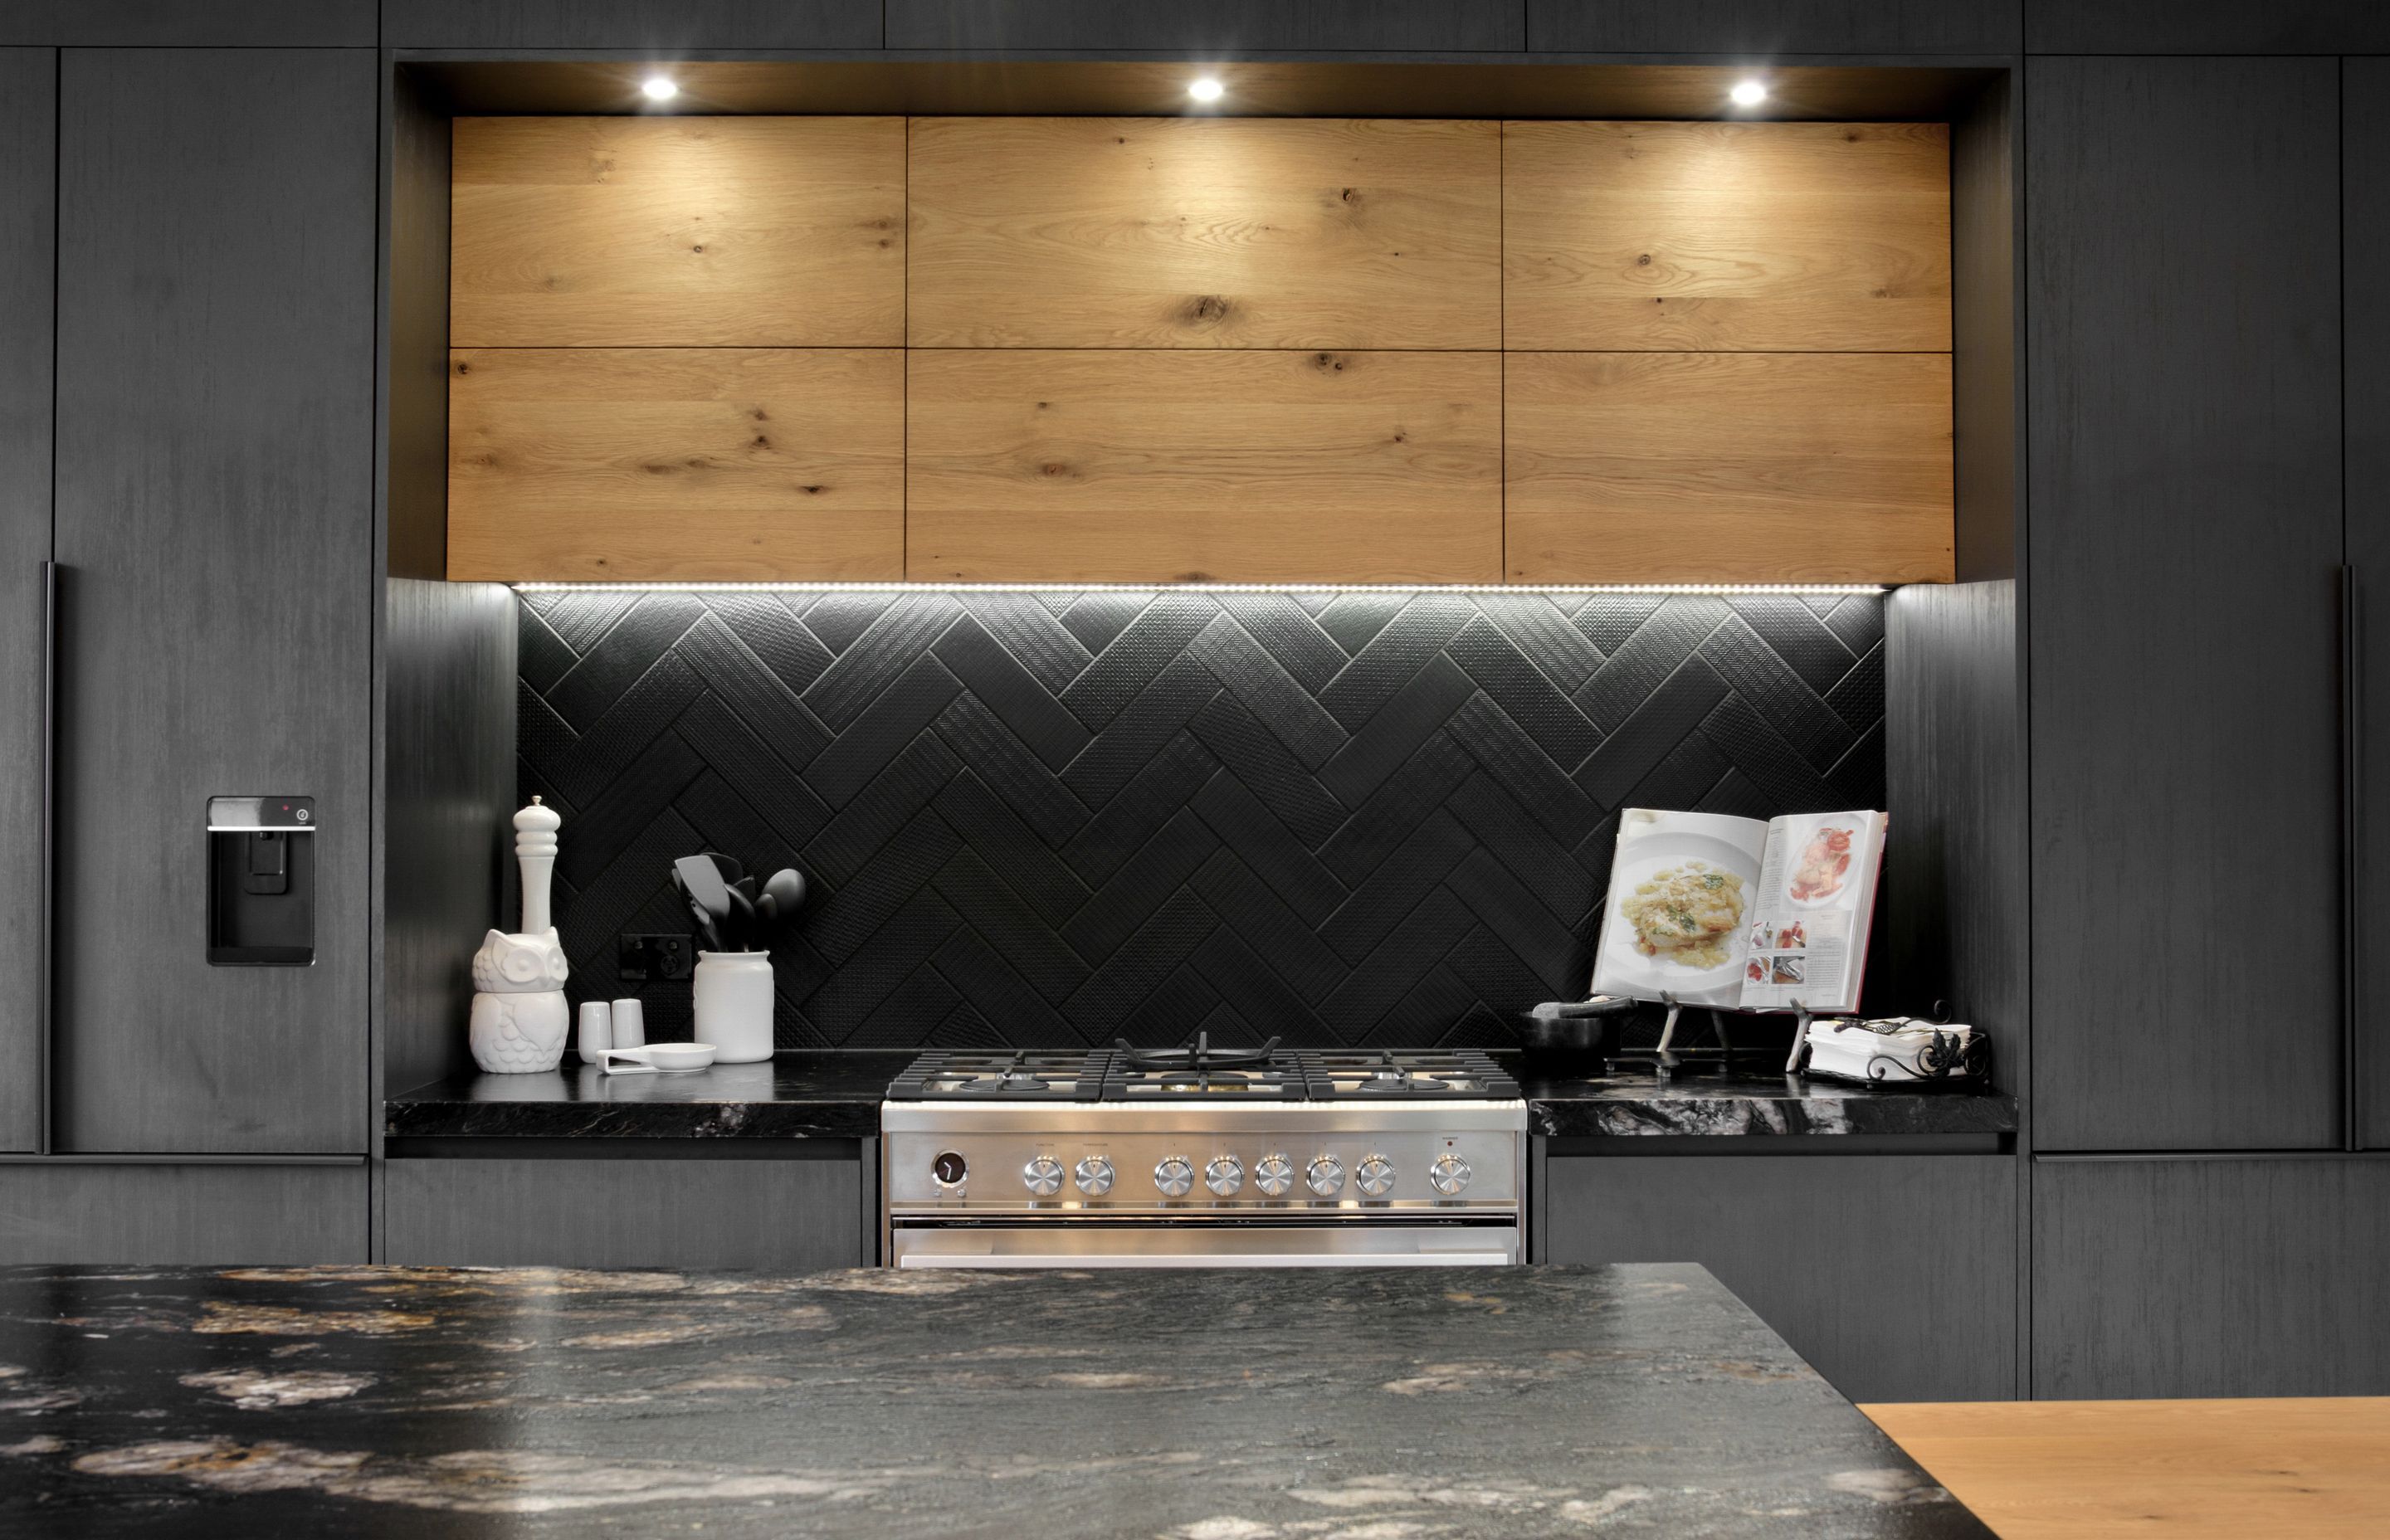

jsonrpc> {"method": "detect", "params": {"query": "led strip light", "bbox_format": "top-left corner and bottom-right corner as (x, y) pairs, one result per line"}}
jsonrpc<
(512, 581), (1888, 597)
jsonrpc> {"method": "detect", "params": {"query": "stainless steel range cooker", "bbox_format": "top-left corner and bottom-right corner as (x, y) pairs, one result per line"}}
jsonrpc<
(880, 1037), (1528, 1268)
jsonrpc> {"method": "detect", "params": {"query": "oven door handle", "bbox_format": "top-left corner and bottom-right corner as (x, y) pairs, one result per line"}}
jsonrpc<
(898, 1248), (1514, 1270)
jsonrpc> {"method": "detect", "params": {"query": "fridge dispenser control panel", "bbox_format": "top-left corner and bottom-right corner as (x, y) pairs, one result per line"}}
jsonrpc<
(206, 797), (316, 967)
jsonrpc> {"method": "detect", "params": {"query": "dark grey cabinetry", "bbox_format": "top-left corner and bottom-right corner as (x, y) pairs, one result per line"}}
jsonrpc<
(383, 1156), (867, 1270)
(0, 49), (54, 1156)
(885, 2), (1524, 51)
(0, 2), (373, 46)
(2026, 57), (2344, 1152)
(382, 1), (880, 48)
(2034, 1157), (2390, 1397)
(1526, 0), (2018, 54)
(2351, 59), (2390, 1150)
(1542, 1154), (2017, 1402)
(0, 1163), (366, 1264)
(2025, 1), (2390, 54)
(49, 49), (376, 1154)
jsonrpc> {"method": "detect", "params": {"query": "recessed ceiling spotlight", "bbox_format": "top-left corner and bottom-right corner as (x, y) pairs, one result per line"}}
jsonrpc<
(641, 76), (680, 103)
(1188, 76), (1225, 105)
(1729, 79), (1768, 108)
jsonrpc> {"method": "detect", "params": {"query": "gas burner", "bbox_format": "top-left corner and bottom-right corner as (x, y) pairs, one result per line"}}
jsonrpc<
(950, 1070), (1053, 1094)
(887, 1050), (1109, 1103)
(1112, 1031), (1281, 1074)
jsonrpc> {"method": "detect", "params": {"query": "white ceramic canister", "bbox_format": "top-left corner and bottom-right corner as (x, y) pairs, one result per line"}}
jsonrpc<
(693, 952), (773, 1064)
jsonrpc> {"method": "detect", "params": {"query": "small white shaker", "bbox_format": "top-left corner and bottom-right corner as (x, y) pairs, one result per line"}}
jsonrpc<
(610, 997), (646, 1050)
(576, 1001), (612, 1065)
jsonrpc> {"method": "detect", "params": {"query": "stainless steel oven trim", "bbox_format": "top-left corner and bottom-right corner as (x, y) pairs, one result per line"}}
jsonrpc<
(883, 1099), (1528, 1135)
(890, 1221), (1523, 1269)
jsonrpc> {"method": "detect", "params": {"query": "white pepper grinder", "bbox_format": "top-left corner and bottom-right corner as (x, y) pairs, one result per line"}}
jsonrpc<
(515, 795), (561, 934)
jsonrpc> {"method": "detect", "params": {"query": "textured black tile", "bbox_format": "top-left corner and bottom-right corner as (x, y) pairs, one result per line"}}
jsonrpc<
(1317, 889), (1471, 1038)
(1217, 592), (1348, 691)
(929, 925), (1079, 1045)
(928, 999), (1008, 1050)
(1190, 849), (1347, 1006)
(1061, 591), (1217, 729)
(1321, 811), (1476, 966)
(802, 654), (964, 807)
(1444, 616), (1603, 771)
(1824, 594), (1886, 655)
(1062, 809), (1220, 962)
(1188, 612), (1351, 775)
(797, 590), (894, 653)
(1188, 694), (1349, 847)
(1443, 772), (1600, 928)
(800, 592), (963, 729)
(934, 616), (1091, 771)
(1827, 720), (1889, 811)
(1622, 726), (1734, 813)
(1190, 769), (1348, 924)
(1574, 597), (1728, 732)
(799, 811), (962, 965)
(802, 733), (961, 886)
(535, 588), (641, 655)
(1317, 652), (1477, 808)
(1312, 591), (1409, 655)
(1110, 963), (1227, 1049)
(550, 651), (704, 811)
(1190, 928), (1336, 1043)
(1570, 594), (1668, 655)
(1061, 731), (1222, 889)
(1058, 590), (1151, 655)
(671, 694), (832, 850)
(1062, 889), (1219, 1035)
(1698, 614), (1848, 772)
(556, 732), (706, 889)
(1061, 652), (1222, 807)
(844, 962), (963, 1050)
(1356, 963), (1481, 1048)
(672, 769), (805, 892)
(1825, 639), (1886, 733)
(1575, 655), (1733, 811)
(800, 890), (962, 1043)
(934, 771), (1093, 927)
(1475, 593), (1606, 691)
(702, 592), (835, 694)
(1438, 1001), (1516, 1050)
(558, 810), (703, 972)
(517, 680), (578, 787)
(676, 612), (832, 768)
(934, 694), (1090, 847)
(1442, 927), (1561, 1021)
(932, 849), (1094, 1005)
(1727, 596), (1859, 694)
(954, 589), (1093, 693)
(517, 604), (578, 697)
(1441, 848), (1584, 993)
(1695, 694), (1836, 809)
(1319, 733), (1476, 886)
(1695, 767), (1778, 821)
(546, 592), (705, 731)
(1319, 593), (1474, 727)
(1446, 694), (1602, 843)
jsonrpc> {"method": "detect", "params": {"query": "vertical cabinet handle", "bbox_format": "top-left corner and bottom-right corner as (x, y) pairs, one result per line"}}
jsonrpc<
(37, 562), (56, 1156)
(2345, 564), (2362, 1153)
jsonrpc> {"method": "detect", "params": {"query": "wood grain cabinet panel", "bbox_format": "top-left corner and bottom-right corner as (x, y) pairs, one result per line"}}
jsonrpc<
(448, 348), (905, 582)
(907, 349), (1502, 582)
(450, 117), (905, 348)
(0, 1164), (365, 1265)
(1504, 121), (1950, 353)
(1505, 351), (1953, 584)
(907, 117), (1500, 349)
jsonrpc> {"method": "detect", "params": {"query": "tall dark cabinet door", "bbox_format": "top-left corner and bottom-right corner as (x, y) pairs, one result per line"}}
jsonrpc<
(2027, 57), (2344, 1151)
(0, 49), (54, 1154)
(51, 49), (374, 1153)
(2353, 58), (2390, 1150)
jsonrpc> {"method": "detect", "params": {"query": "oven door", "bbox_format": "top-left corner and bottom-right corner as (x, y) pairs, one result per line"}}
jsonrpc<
(889, 1218), (1521, 1269)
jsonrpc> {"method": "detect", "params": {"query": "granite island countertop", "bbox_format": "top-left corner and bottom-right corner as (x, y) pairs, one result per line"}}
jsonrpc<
(388, 1050), (2013, 1142)
(0, 1262), (1989, 1538)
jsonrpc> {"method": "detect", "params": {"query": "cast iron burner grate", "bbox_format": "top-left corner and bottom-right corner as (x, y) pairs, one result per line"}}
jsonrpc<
(886, 1050), (1110, 1103)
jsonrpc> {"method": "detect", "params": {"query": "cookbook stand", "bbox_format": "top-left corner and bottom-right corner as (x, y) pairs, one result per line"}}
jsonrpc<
(1607, 993), (1810, 1079)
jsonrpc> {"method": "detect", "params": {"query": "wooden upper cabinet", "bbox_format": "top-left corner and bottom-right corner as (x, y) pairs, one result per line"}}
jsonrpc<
(907, 350), (1501, 582)
(906, 117), (1501, 349)
(450, 116), (905, 347)
(1505, 352), (1953, 583)
(1504, 121), (1950, 352)
(448, 347), (904, 582)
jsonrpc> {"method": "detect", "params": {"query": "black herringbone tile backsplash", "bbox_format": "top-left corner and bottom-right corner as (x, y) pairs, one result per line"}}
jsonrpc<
(517, 588), (1885, 1050)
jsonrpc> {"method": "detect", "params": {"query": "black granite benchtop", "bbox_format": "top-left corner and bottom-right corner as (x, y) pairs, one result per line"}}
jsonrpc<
(387, 1050), (2014, 1142)
(0, 1262), (1988, 1537)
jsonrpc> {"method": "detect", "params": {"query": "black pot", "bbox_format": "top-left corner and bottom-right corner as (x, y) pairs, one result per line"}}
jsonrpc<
(1514, 997), (1637, 1061)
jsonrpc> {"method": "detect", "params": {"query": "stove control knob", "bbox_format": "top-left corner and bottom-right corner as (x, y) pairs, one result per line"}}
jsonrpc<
(1305, 1154), (1345, 1197)
(1073, 1155), (1115, 1196)
(931, 1151), (968, 1190)
(1429, 1153), (1472, 1196)
(1204, 1155), (1245, 1196)
(1254, 1153), (1296, 1197)
(1154, 1156), (1196, 1198)
(1355, 1154), (1397, 1197)
(1022, 1156), (1065, 1196)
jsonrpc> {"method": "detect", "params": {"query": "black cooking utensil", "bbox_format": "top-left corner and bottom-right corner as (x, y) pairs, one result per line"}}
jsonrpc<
(684, 896), (724, 953)
(724, 885), (757, 952)
(761, 868), (806, 928)
(674, 855), (734, 944)
(705, 850), (743, 886)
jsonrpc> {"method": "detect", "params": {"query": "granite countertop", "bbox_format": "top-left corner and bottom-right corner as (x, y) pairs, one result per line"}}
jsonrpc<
(0, 1262), (1988, 1538)
(388, 1050), (2013, 1142)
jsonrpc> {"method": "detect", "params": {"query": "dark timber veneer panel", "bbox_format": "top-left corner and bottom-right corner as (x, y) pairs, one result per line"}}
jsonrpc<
(2026, 57), (2344, 1151)
(2349, 60), (2390, 1150)
(0, 1165), (366, 1264)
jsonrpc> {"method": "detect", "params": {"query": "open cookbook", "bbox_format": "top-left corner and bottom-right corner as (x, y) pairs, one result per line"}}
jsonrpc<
(1588, 807), (1889, 1012)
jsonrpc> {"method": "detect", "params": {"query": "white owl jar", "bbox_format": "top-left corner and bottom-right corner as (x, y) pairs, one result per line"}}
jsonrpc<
(468, 927), (570, 1074)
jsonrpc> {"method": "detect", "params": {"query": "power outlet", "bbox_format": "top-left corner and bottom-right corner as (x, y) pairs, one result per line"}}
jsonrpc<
(617, 933), (695, 983)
